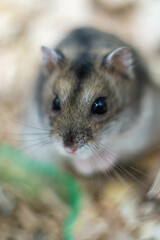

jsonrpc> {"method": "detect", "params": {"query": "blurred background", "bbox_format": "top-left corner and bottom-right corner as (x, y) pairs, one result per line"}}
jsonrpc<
(0, 0), (160, 240)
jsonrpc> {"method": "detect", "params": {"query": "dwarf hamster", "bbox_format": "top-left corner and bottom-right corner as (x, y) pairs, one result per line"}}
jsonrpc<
(23, 27), (160, 177)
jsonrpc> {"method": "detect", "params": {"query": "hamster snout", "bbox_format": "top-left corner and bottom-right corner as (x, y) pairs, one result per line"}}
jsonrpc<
(62, 128), (92, 154)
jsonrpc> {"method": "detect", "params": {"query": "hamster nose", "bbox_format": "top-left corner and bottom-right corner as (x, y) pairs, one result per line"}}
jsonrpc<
(64, 146), (77, 154)
(63, 134), (77, 154)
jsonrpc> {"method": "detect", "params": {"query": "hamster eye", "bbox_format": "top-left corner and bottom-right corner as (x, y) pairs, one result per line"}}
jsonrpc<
(52, 96), (61, 111)
(91, 97), (107, 115)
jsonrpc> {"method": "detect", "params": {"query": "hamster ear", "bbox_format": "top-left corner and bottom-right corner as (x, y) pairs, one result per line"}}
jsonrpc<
(102, 47), (134, 78)
(41, 46), (64, 72)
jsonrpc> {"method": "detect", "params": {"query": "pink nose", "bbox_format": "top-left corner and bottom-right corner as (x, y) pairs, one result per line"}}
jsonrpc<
(64, 146), (76, 154)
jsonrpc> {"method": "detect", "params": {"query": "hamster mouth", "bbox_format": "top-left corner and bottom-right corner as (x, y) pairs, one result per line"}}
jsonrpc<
(71, 149), (117, 175)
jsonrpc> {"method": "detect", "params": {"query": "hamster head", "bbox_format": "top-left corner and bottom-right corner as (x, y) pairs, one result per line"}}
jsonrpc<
(38, 46), (143, 175)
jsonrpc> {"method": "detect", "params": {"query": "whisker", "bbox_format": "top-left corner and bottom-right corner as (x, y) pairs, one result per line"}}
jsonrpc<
(113, 168), (130, 189)
(2, 132), (52, 136)
(0, 135), (51, 143)
(118, 164), (148, 189)
(126, 164), (150, 179)
(1, 113), (52, 132)
(19, 137), (55, 157)
(95, 141), (117, 159)
(87, 144), (109, 189)
(95, 142), (147, 188)
(87, 143), (113, 179)
(92, 142), (117, 167)
(89, 141), (140, 192)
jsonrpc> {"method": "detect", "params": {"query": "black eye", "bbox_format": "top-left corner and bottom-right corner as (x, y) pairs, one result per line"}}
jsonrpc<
(91, 97), (107, 115)
(52, 96), (61, 111)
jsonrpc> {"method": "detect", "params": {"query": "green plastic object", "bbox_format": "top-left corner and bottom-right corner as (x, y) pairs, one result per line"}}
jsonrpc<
(0, 144), (81, 240)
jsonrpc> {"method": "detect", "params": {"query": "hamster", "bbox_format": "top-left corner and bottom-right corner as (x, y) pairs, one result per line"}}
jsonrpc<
(22, 28), (160, 184)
